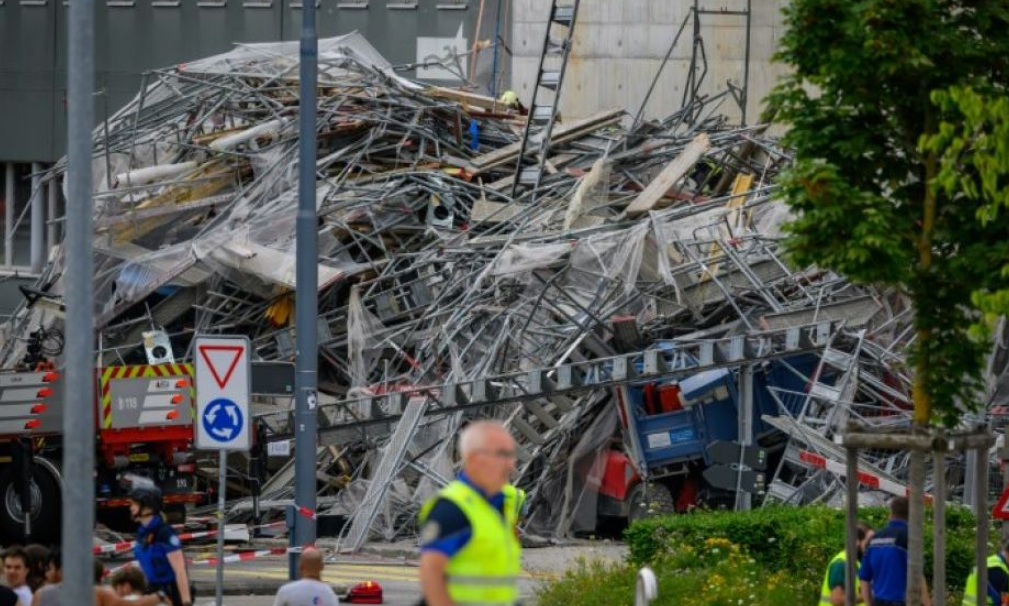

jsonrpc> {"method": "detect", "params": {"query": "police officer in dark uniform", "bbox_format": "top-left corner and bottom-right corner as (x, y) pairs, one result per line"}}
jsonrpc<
(129, 484), (193, 606)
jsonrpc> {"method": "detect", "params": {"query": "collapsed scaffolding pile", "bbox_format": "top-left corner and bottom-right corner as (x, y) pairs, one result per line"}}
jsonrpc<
(4, 33), (1005, 548)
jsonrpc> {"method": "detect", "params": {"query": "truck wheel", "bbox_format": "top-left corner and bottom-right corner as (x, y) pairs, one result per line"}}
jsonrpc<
(0, 461), (61, 545)
(164, 504), (187, 525)
(628, 482), (676, 524)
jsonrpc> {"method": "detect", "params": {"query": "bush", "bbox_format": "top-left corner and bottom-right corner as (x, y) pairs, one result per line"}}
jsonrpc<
(537, 537), (815, 606)
(625, 505), (981, 594)
(537, 505), (988, 606)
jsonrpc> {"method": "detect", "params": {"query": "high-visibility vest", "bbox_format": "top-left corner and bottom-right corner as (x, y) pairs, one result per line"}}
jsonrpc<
(962, 554), (1009, 606)
(420, 481), (525, 606)
(820, 550), (863, 606)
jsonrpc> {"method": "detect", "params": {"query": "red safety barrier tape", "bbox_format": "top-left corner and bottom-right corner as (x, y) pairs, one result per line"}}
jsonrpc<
(94, 521), (288, 555)
(798, 449), (933, 504)
(104, 545), (310, 578)
(190, 546), (301, 567)
(94, 541), (135, 555)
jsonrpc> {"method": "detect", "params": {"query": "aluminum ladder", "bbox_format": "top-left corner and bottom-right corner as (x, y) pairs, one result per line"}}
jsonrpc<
(510, 0), (581, 199)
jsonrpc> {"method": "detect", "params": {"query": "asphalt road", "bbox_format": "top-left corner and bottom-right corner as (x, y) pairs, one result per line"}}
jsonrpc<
(188, 556), (426, 605)
(97, 538), (628, 605)
(104, 549), (552, 606)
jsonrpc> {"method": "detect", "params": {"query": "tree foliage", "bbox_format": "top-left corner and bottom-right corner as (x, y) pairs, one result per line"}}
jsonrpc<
(766, 0), (1009, 425)
(926, 87), (1009, 330)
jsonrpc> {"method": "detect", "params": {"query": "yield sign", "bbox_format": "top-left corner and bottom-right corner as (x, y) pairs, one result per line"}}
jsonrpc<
(199, 345), (245, 389)
(994, 485), (1009, 520)
(194, 336), (251, 451)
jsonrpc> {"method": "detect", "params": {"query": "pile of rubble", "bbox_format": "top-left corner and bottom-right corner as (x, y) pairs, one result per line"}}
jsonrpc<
(5, 34), (1002, 548)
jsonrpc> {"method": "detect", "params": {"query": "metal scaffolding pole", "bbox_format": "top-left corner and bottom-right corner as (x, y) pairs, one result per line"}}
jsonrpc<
(30, 162), (44, 273)
(63, 1), (96, 606)
(47, 178), (58, 254)
(735, 363), (754, 511)
(4, 163), (13, 266)
(290, 0), (319, 578)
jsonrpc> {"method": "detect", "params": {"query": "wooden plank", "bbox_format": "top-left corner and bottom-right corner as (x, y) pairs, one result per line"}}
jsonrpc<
(700, 172), (755, 282)
(624, 133), (710, 216)
(466, 108), (624, 174)
(469, 198), (524, 224)
(425, 86), (509, 112)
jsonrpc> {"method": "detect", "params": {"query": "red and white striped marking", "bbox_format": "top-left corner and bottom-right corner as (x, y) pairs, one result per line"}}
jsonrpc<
(94, 521), (288, 555)
(190, 546), (304, 567)
(798, 450), (933, 503)
(94, 541), (136, 556)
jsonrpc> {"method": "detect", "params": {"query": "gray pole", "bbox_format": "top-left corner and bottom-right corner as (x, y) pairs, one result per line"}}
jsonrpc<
(845, 446), (859, 606)
(30, 162), (44, 273)
(741, 0), (752, 126)
(5, 163), (14, 266)
(215, 453), (227, 606)
(907, 449), (926, 606)
(735, 364), (753, 511)
(975, 445), (989, 606)
(965, 447), (978, 508)
(933, 449), (946, 606)
(47, 178), (58, 254)
(64, 1), (96, 606)
(290, 0), (319, 579)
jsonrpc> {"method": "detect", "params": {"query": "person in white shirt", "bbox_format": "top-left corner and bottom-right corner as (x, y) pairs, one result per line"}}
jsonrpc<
(273, 548), (339, 606)
(3, 546), (32, 606)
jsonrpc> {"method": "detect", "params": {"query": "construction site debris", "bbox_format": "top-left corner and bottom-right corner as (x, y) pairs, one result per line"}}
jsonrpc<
(5, 33), (1005, 550)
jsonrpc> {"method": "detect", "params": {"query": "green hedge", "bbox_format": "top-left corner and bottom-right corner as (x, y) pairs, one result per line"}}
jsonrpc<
(537, 505), (987, 606)
(626, 505), (981, 593)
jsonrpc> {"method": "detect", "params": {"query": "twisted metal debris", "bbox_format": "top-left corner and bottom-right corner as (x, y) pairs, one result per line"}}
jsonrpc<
(5, 33), (1004, 549)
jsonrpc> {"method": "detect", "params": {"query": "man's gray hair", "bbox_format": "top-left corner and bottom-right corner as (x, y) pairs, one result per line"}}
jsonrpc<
(459, 420), (508, 459)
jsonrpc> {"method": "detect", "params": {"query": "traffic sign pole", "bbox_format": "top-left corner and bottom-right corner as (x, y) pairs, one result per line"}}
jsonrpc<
(215, 453), (226, 606)
(194, 336), (252, 606)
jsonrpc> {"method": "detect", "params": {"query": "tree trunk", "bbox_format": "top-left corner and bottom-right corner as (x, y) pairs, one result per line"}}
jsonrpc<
(907, 116), (938, 606)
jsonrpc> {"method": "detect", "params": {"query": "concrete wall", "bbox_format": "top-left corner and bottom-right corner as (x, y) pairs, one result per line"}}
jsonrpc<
(510, 0), (789, 124)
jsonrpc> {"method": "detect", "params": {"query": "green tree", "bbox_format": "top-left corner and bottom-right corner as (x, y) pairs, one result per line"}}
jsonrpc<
(926, 87), (1009, 328)
(769, 4), (1009, 604)
(767, 0), (1009, 427)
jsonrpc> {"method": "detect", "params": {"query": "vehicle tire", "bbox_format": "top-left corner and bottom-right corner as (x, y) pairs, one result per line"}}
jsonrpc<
(627, 482), (676, 524)
(0, 461), (62, 545)
(164, 503), (187, 525)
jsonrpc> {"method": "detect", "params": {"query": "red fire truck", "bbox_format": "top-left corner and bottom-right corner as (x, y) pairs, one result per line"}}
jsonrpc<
(0, 362), (201, 544)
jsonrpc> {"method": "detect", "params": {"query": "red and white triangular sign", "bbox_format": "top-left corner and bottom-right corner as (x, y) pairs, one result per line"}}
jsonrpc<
(993, 486), (1009, 520)
(198, 345), (245, 389)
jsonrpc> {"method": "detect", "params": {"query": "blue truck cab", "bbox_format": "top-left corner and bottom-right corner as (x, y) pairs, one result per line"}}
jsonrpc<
(614, 346), (823, 481)
(629, 368), (739, 468)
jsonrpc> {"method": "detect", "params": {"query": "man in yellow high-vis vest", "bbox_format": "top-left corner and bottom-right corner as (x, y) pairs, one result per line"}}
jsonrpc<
(820, 522), (873, 606)
(962, 539), (1009, 606)
(419, 420), (525, 606)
